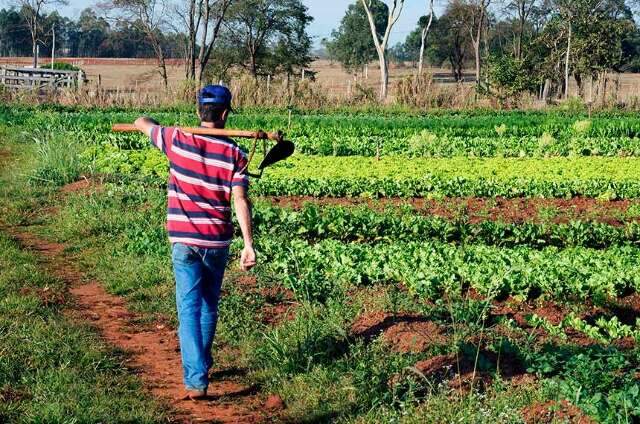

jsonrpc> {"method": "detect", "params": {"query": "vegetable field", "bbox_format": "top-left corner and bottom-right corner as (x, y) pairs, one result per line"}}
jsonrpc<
(3, 105), (640, 422)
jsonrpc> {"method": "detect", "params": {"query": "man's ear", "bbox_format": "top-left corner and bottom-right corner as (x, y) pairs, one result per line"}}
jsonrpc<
(196, 105), (202, 121)
(221, 109), (230, 121)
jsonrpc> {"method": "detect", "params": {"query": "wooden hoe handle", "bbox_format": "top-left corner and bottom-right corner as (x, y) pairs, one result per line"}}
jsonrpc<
(111, 124), (283, 141)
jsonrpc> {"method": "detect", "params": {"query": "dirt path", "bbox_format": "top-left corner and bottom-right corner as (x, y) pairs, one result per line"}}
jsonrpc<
(8, 229), (272, 424)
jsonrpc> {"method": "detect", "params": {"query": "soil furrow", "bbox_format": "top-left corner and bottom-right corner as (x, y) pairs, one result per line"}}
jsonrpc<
(8, 228), (270, 424)
(265, 195), (640, 226)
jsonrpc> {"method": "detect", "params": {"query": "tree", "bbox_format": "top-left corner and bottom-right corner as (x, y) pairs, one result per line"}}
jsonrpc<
(322, 1), (386, 74)
(454, 0), (491, 84)
(77, 8), (109, 57)
(432, 2), (470, 80)
(418, 0), (435, 75)
(172, 0), (232, 82)
(221, 0), (313, 78)
(528, 0), (633, 100)
(12, 0), (68, 67)
(103, 0), (170, 87)
(504, 0), (538, 59)
(0, 8), (31, 56)
(361, 0), (405, 99)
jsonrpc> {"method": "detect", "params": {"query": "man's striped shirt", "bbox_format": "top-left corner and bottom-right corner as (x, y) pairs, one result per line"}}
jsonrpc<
(150, 126), (249, 249)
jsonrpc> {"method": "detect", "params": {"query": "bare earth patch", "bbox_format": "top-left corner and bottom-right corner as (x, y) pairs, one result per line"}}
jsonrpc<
(391, 348), (533, 394)
(351, 312), (448, 353)
(60, 177), (103, 195)
(522, 400), (596, 424)
(9, 229), (275, 424)
(266, 196), (640, 226)
(492, 299), (569, 327)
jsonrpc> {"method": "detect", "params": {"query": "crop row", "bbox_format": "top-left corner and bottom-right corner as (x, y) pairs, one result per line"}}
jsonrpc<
(251, 202), (640, 248)
(255, 236), (640, 301)
(10, 107), (640, 157)
(84, 146), (640, 199)
(79, 128), (640, 158)
(5, 106), (640, 137)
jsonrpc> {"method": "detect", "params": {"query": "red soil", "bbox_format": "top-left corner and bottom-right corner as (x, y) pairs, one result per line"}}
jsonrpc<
(522, 400), (596, 424)
(10, 229), (274, 424)
(59, 177), (103, 195)
(264, 395), (285, 411)
(266, 196), (640, 226)
(229, 276), (298, 326)
(492, 299), (568, 327)
(351, 312), (448, 353)
(394, 347), (530, 394)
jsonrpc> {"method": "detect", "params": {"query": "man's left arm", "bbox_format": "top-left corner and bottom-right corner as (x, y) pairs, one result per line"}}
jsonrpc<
(134, 116), (158, 138)
(134, 116), (174, 154)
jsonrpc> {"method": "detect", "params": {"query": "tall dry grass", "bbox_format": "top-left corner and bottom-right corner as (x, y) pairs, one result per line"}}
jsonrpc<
(0, 71), (635, 111)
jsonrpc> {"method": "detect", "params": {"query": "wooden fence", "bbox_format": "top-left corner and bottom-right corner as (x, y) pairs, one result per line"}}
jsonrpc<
(431, 72), (476, 83)
(0, 66), (85, 90)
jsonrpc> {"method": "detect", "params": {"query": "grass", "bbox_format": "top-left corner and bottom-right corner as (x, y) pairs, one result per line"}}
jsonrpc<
(0, 233), (170, 423)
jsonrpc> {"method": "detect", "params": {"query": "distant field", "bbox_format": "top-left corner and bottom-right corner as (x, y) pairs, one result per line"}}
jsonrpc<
(2, 56), (640, 103)
(0, 56), (454, 92)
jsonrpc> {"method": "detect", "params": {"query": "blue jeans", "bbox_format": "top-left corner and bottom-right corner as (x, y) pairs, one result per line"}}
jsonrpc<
(172, 242), (229, 391)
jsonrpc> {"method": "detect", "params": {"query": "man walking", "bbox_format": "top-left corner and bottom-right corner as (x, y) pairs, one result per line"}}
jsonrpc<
(134, 85), (256, 400)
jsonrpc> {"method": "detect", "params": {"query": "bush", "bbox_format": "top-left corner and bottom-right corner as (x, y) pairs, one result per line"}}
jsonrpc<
(42, 62), (81, 72)
(486, 55), (537, 107)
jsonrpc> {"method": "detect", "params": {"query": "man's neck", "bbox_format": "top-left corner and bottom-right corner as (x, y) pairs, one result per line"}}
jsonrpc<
(201, 121), (225, 129)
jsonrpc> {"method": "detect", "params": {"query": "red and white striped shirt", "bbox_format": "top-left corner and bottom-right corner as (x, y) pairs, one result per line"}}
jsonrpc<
(150, 126), (249, 249)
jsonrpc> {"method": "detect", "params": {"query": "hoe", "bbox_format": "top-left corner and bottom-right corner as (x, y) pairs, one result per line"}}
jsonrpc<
(112, 124), (295, 178)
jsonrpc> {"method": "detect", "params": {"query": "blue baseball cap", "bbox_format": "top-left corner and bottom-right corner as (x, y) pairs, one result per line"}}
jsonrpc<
(198, 84), (233, 111)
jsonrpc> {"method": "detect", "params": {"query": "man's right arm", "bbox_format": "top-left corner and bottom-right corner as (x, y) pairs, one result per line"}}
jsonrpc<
(232, 185), (256, 271)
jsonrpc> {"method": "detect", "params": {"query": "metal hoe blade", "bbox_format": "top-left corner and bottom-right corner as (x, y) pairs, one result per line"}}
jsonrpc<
(258, 139), (295, 170)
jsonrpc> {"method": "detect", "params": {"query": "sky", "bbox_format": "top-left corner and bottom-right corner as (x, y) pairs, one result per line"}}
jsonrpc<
(54, 0), (441, 47)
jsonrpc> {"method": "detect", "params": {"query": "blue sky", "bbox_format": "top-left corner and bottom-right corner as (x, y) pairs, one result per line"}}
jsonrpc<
(55, 0), (440, 47)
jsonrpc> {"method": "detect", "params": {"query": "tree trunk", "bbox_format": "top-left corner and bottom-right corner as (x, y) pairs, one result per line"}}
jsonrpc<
(417, 0), (434, 76)
(542, 78), (551, 102)
(151, 35), (168, 88)
(196, 1), (210, 82)
(32, 35), (38, 68)
(159, 53), (168, 88)
(187, 0), (197, 80)
(473, 39), (480, 84)
(564, 20), (572, 100)
(250, 50), (258, 78)
(360, 0), (405, 100)
(469, 4), (486, 86)
(418, 28), (427, 76)
(197, 0), (228, 84)
(516, 3), (525, 60)
(378, 50), (388, 99)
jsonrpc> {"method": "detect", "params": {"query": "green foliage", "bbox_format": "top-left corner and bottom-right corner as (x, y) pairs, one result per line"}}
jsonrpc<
(252, 201), (640, 249)
(42, 62), (81, 71)
(322, 0), (387, 73)
(487, 55), (537, 104)
(219, 0), (313, 77)
(258, 236), (640, 301)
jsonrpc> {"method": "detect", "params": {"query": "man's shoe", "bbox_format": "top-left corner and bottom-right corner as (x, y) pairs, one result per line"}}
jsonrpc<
(178, 389), (207, 401)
